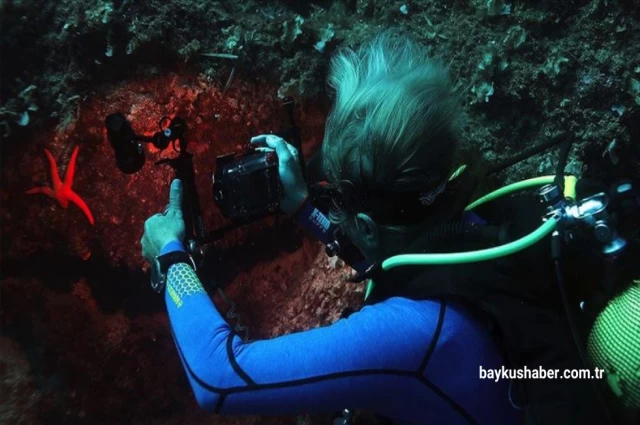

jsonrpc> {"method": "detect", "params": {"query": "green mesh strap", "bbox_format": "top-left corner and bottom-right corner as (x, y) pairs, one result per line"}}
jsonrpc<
(587, 281), (640, 409)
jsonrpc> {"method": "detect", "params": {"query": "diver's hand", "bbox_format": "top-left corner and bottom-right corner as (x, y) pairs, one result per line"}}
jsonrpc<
(250, 134), (308, 215)
(140, 179), (186, 263)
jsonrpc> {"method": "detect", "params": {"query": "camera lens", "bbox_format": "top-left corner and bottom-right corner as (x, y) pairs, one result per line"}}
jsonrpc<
(105, 113), (145, 174)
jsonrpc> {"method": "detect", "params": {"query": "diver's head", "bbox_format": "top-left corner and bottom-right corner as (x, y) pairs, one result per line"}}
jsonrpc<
(321, 32), (468, 264)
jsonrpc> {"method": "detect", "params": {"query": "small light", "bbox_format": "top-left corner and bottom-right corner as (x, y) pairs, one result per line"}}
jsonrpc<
(617, 183), (632, 194)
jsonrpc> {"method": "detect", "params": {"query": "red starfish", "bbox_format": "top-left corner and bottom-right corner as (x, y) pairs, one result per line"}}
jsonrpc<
(26, 146), (95, 226)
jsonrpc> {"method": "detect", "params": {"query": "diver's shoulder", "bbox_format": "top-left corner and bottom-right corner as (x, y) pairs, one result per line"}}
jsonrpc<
(364, 296), (487, 335)
(359, 296), (451, 335)
(367, 295), (461, 312)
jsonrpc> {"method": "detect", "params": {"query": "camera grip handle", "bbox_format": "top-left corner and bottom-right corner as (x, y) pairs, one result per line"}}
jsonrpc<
(156, 152), (206, 245)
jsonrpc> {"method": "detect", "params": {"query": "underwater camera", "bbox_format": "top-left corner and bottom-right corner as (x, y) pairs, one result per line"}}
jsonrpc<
(211, 97), (304, 221)
(104, 112), (284, 221)
(104, 97), (305, 241)
(212, 145), (281, 220)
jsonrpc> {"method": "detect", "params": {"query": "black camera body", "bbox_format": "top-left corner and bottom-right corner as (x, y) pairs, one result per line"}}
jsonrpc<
(212, 147), (281, 220)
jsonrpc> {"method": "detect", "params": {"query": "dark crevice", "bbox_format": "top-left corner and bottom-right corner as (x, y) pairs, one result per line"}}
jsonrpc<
(480, 92), (543, 147)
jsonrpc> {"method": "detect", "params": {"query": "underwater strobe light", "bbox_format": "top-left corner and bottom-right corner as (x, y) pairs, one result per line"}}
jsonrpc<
(105, 113), (145, 174)
(587, 281), (640, 412)
(105, 113), (188, 174)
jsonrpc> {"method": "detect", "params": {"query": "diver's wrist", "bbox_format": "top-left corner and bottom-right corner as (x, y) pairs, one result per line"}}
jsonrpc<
(290, 193), (310, 217)
(160, 240), (186, 256)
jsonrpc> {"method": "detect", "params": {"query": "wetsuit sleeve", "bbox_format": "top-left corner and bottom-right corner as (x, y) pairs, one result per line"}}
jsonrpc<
(160, 242), (440, 417)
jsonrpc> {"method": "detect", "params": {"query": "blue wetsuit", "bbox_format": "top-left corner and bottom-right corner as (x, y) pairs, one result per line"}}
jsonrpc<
(161, 199), (521, 425)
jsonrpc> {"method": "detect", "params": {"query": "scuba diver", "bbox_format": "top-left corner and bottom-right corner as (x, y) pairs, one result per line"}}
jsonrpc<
(140, 33), (639, 425)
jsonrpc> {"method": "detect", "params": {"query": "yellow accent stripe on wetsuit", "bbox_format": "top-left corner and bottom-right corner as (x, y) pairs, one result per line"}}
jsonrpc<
(167, 263), (205, 308)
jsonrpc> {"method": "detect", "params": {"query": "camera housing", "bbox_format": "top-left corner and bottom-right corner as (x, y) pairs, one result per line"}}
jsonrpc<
(212, 147), (281, 220)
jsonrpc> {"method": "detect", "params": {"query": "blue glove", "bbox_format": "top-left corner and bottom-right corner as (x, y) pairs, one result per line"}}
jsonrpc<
(140, 179), (186, 263)
(250, 134), (308, 215)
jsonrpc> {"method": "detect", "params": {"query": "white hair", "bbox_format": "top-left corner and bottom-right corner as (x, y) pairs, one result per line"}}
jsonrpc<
(321, 32), (461, 226)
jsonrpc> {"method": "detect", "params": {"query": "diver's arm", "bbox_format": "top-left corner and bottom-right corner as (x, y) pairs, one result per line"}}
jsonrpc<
(161, 241), (443, 417)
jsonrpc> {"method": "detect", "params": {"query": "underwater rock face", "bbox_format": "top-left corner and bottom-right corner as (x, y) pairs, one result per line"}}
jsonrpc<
(1, 0), (640, 424)
(1, 72), (363, 425)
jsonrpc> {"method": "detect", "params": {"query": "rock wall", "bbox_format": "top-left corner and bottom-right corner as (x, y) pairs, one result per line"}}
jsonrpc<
(1, 1), (639, 424)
